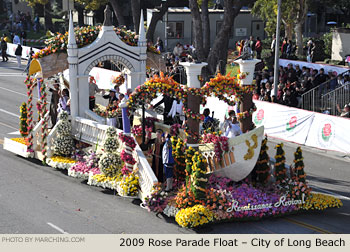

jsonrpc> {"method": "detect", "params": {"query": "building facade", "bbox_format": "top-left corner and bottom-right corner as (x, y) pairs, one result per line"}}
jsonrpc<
(147, 8), (265, 51)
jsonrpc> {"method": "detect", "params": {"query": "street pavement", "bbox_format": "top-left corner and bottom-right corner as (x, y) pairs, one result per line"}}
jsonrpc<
(0, 60), (349, 234)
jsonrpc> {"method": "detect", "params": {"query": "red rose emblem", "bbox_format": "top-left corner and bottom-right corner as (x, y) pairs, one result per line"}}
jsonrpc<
(323, 123), (332, 137)
(257, 109), (264, 121)
(289, 116), (297, 128)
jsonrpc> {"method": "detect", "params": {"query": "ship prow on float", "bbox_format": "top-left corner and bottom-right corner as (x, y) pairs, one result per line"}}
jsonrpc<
(199, 126), (264, 181)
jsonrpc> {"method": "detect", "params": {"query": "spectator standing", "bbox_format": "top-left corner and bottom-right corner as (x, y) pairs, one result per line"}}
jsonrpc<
(15, 43), (22, 68)
(249, 36), (256, 57)
(173, 43), (183, 60)
(13, 33), (21, 45)
(21, 30), (27, 46)
(155, 37), (164, 52)
(286, 40), (293, 59)
(281, 38), (287, 59)
(1, 36), (9, 62)
(255, 37), (262, 59)
(271, 34), (276, 54)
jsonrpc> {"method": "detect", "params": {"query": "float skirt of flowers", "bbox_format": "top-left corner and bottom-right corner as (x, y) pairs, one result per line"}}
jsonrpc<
(87, 173), (122, 190)
(47, 156), (77, 170)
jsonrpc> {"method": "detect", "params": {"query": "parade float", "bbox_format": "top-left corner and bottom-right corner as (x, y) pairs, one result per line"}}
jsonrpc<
(3, 8), (342, 230)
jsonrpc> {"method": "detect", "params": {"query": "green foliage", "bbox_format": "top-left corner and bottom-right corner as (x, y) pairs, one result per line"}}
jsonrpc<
(185, 147), (196, 190)
(254, 137), (271, 184)
(75, 0), (108, 10)
(190, 152), (208, 201)
(293, 147), (306, 183)
(19, 102), (28, 137)
(274, 143), (287, 185)
(171, 137), (186, 182)
(25, 0), (49, 7)
(321, 32), (333, 58)
(252, 0), (308, 38)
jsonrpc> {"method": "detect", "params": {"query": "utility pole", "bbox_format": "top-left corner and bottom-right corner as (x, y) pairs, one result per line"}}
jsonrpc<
(273, 0), (282, 97)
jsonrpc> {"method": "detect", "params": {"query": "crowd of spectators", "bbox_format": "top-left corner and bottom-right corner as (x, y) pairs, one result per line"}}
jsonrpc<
(253, 63), (350, 117)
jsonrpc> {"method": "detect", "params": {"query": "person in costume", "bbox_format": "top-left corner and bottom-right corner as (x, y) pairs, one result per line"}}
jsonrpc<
(162, 134), (174, 191)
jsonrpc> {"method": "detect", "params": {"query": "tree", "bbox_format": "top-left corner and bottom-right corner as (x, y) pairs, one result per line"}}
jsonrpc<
(293, 147), (306, 183)
(274, 143), (287, 185)
(253, 137), (271, 184)
(189, 0), (256, 80)
(25, 0), (53, 31)
(145, 0), (189, 43)
(252, 0), (308, 56)
(131, 0), (141, 34)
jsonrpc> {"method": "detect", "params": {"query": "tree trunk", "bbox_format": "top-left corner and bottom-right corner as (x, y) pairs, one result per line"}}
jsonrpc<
(146, 3), (169, 43)
(44, 3), (53, 31)
(295, 22), (303, 56)
(110, 0), (126, 26)
(131, 0), (141, 34)
(205, 0), (238, 78)
(76, 6), (84, 27)
(201, 0), (210, 58)
(295, 0), (308, 56)
(189, 0), (205, 62)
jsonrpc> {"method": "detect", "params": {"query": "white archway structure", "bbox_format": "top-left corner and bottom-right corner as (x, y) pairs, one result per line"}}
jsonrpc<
(67, 11), (147, 118)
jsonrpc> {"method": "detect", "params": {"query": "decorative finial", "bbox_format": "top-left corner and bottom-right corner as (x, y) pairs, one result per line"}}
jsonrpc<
(138, 10), (146, 47)
(103, 5), (113, 26)
(68, 10), (76, 46)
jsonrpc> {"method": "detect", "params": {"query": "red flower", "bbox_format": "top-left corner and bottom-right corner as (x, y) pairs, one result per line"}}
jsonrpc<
(323, 123), (332, 137)
(257, 109), (264, 121)
(289, 116), (297, 128)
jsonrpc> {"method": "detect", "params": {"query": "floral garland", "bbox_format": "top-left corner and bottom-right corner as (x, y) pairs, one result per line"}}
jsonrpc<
(128, 73), (256, 141)
(32, 26), (159, 59)
(201, 131), (228, 163)
(190, 152), (208, 200)
(171, 136), (186, 182)
(170, 124), (181, 137)
(19, 102), (28, 137)
(128, 73), (184, 111)
(39, 81), (49, 164)
(119, 132), (137, 175)
(236, 103), (257, 122)
(112, 75), (125, 88)
(131, 125), (142, 137)
(24, 77), (34, 153)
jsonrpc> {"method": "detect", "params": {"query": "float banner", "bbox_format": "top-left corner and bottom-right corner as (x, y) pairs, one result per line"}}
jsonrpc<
(279, 59), (348, 76)
(253, 100), (314, 145)
(6, 43), (40, 60)
(305, 112), (350, 153)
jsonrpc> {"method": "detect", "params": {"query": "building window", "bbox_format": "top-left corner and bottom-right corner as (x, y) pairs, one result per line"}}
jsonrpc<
(167, 22), (184, 39)
(256, 24), (260, 30)
(216, 21), (233, 37)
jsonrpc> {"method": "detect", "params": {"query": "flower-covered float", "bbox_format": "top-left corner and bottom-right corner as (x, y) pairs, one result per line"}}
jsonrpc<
(141, 138), (342, 228)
